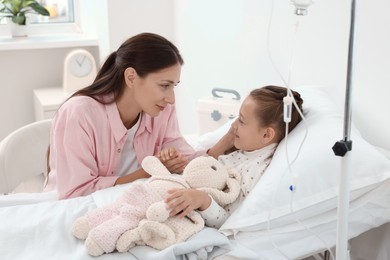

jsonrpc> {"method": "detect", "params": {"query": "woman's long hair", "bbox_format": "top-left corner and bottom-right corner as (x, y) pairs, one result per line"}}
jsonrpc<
(70, 32), (184, 104)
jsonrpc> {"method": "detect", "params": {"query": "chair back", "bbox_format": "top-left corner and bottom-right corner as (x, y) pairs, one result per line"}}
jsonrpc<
(0, 119), (52, 194)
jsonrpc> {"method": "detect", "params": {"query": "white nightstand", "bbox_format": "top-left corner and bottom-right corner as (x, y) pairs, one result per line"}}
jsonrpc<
(33, 87), (72, 121)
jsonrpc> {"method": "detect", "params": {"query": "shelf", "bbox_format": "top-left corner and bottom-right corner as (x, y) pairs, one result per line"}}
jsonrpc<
(0, 33), (99, 51)
(33, 87), (72, 121)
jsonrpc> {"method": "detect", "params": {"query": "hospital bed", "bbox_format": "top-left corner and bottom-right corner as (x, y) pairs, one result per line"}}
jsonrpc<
(0, 85), (389, 260)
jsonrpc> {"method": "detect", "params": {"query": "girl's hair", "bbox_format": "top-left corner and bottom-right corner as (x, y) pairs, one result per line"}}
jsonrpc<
(70, 32), (184, 104)
(249, 85), (303, 142)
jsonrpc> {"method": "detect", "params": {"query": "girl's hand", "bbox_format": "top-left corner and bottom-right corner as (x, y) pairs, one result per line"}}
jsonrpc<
(207, 118), (238, 158)
(165, 188), (211, 218)
(156, 148), (188, 173)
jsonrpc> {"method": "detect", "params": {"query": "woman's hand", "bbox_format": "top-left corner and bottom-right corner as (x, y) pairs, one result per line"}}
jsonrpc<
(165, 188), (211, 218)
(156, 147), (188, 173)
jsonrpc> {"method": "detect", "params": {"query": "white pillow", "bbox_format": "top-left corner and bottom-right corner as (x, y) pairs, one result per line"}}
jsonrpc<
(187, 117), (236, 151)
(195, 86), (390, 235)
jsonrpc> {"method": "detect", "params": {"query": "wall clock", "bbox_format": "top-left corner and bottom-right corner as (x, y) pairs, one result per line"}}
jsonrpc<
(63, 49), (97, 93)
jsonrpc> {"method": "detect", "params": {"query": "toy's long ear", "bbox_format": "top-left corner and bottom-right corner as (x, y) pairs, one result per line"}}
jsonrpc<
(141, 156), (171, 176)
(199, 167), (241, 206)
(227, 166), (241, 182)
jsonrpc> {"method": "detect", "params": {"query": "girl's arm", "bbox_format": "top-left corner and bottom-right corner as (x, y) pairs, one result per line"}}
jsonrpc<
(165, 188), (229, 229)
(157, 105), (206, 161)
(114, 168), (150, 185)
(198, 197), (229, 229)
(207, 120), (236, 159)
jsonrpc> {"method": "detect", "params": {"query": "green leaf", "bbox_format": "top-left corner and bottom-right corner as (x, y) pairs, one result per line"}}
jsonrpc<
(0, 0), (50, 17)
(12, 14), (26, 25)
(29, 2), (49, 16)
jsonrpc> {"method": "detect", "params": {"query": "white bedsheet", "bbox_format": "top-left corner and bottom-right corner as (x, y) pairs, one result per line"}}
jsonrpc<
(0, 190), (58, 207)
(216, 177), (390, 260)
(0, 183), (231, 260)
(0, 177), (389, 260)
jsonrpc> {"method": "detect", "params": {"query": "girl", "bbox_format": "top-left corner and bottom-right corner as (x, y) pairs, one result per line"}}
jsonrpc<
(163, 85), (304, 228)
(44, 33), (205, 199)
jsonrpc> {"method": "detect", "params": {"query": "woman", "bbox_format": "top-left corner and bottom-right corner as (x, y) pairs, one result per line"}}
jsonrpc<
(44, 33), (205, 199)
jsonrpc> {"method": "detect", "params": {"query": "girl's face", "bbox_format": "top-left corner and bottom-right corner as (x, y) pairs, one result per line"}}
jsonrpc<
(132, 63), (181, 117)
(232, 96), (274, 151)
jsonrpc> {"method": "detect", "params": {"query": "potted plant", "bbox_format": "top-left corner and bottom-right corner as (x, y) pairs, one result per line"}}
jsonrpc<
(0, 0), (50, 37)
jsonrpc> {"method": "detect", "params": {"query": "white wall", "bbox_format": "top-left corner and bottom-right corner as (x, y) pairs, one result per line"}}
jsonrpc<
(79, 0), (175, 64)
(78, 0), (109, 63)
(174, 0), (390, 151)
(174, 0), (349, 134)
(1, 0), (390, 151)
(0, 46), (99, 141)
(349, 0), (390, 150)
(0, 0), (175, 141)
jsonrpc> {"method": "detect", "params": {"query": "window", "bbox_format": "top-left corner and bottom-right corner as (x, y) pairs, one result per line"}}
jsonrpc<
(0, 0), (81, 35)
(33, 0), (75, 24)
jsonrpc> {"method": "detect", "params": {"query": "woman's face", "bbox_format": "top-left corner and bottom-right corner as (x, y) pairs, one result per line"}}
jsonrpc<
(133, 63), (181, 117)
(232, 96), (270, 151)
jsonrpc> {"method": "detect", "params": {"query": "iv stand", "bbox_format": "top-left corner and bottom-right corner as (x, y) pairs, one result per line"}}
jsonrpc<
(331, 0), (357, 259)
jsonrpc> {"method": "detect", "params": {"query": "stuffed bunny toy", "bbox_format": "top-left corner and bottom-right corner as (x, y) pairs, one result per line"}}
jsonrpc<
(72, 155), (240, 256)
(116, 209), (205, 252)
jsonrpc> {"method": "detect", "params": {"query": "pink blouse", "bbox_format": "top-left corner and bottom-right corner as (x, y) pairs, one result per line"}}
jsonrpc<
(45, 96), (204, 199)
